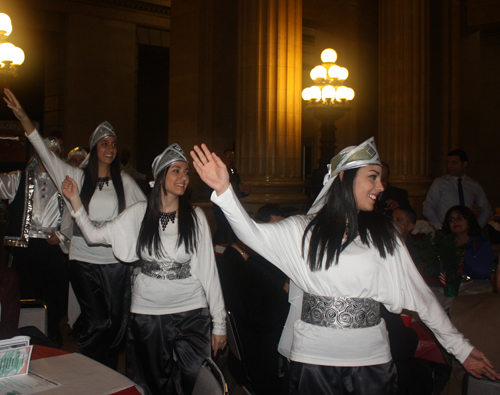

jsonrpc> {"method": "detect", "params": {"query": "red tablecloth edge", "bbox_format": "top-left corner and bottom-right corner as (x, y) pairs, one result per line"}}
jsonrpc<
(31, 345), (70, 360)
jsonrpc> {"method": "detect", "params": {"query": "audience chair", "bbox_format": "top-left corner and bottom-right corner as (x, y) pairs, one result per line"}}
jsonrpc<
(226, 310), (255, 395)
(192, 357), (228, 395)
(18, 299), (48, 335)
(462, 373), (500, 395)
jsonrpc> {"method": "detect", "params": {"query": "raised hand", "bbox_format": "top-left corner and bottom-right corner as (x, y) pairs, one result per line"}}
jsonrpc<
(3, 88), (35, 135)
(61, 176), (83, 212)
(463, 348), (500, 380)
(190, 144), (230, 195)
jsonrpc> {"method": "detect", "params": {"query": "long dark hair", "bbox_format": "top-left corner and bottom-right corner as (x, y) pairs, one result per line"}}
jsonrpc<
(442, 205), (481, 237)
(136, 166), (198, 260)
(302, 167), (400, 271)
(80, 145), (125, 214)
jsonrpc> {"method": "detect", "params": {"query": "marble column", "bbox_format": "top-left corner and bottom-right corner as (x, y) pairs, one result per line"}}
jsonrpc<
(237, 0), (306, 210)
(378, 0), (434, 217)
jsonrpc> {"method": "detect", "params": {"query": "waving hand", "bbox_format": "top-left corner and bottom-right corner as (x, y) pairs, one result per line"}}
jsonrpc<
(190, 144), (230, 196)
(3, 88), (36, 135)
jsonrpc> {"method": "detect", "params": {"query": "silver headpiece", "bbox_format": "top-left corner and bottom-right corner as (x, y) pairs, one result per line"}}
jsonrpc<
(89, 121), (115, 150)
(308, 137), (381, 215)
(67, 147), (88, 162)
(80, 121), (116, 168)
(43, 137), (61, 156)
(149, 143), (188, 188)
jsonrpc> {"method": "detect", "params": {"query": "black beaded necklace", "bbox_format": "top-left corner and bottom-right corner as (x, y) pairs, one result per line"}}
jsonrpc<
(159, 211), (177, 231)
(97, 177), (110, 191)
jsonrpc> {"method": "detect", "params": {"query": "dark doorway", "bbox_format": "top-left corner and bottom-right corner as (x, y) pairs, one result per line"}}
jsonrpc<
(136, 43), (170, 174)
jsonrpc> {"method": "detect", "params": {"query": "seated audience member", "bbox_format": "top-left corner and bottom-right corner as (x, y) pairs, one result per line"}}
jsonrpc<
(392, 207), (420, 262)
(255, 203), (286, 223)
(213, 149), (250, 244)
(219, 206), (289, 395)
(0, 266), (20, 340)
(217, 232), (289, 395)
(254, 204), (289, 287)
(376, 162), (411, 216)
(442, 206), (495, 280)
(423, 149), (491, 229)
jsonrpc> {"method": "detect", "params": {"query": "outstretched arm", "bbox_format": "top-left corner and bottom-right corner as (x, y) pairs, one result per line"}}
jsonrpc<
(61, 176), (83, 213)
(463, 348), (500, 380)
(3, 88), (36, 135)
(190, 144), (230, 196)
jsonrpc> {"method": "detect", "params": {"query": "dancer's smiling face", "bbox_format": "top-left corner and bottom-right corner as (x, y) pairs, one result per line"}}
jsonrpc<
(96, 137), (117, 166)
(352, 165), (384, 212)
(163, 161), (190, 197)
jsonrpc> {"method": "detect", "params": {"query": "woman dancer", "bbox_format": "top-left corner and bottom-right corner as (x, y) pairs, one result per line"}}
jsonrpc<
(62, 143), (226, 395)
(4, 88), (145, 369)
(443, 205), (495, 280)
(191, 139), (499, 395)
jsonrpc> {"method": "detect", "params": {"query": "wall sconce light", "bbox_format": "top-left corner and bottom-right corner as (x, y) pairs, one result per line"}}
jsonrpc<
(0, 13), (25, 79)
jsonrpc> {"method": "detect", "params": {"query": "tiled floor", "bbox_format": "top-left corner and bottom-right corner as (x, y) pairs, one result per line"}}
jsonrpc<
(58, 317), (250, 394)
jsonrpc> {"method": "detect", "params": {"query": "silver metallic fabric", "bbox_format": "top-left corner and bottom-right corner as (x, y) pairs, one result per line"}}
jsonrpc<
(79, 122), (116, 168)
(67, 146), (88, 162)
(141, 258), (192, 280)
(151, 143), (187, 182)
(43, 136), (61, 155)
(308, 137), (381, 216)
(301, 293), (381, 329)
(325, 136), (380, 186)
(4, 160), (36, 247)
(31, 169), (62, 232)
(4, 158), (63, 246)
(89, 121), (115, 150)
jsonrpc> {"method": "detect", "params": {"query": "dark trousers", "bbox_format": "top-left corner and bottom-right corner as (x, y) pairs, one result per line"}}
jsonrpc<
(11, 238), (68, 343)
(126, 308), (211, 395)
(289, 360), (397, 395)
(68, 260), (131, 370)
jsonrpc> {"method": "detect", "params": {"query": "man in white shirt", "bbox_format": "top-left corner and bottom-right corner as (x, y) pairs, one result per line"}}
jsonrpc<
(423, 149), (491, 229)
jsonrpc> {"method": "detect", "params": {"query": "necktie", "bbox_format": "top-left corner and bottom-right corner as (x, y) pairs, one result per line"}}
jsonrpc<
(458, 177), (465, 206)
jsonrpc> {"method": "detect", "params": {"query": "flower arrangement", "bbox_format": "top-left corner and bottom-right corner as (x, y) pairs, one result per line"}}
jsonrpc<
(417, 229), (466, 297)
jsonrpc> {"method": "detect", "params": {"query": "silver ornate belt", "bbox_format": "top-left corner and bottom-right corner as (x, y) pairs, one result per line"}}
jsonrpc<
(301, 293), (381, 329)
(141, 259), (192, 280)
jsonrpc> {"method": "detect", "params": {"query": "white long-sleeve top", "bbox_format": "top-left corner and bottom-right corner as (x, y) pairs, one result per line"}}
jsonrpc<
(212, 186), (473, 366)
(72, 201), (226, 335)
(27, 130), (146, 263)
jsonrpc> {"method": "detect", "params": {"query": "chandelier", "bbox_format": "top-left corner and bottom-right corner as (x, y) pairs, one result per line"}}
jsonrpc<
(302, 48), (354, 105)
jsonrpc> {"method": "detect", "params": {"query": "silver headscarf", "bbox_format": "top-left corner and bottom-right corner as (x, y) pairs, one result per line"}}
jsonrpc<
(80, 121), (116, 168)
(43, 137), (61, 156)
(89, 121), (115, 150)
(149, 143), (188, 188)
(308, 136), (381, 215)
